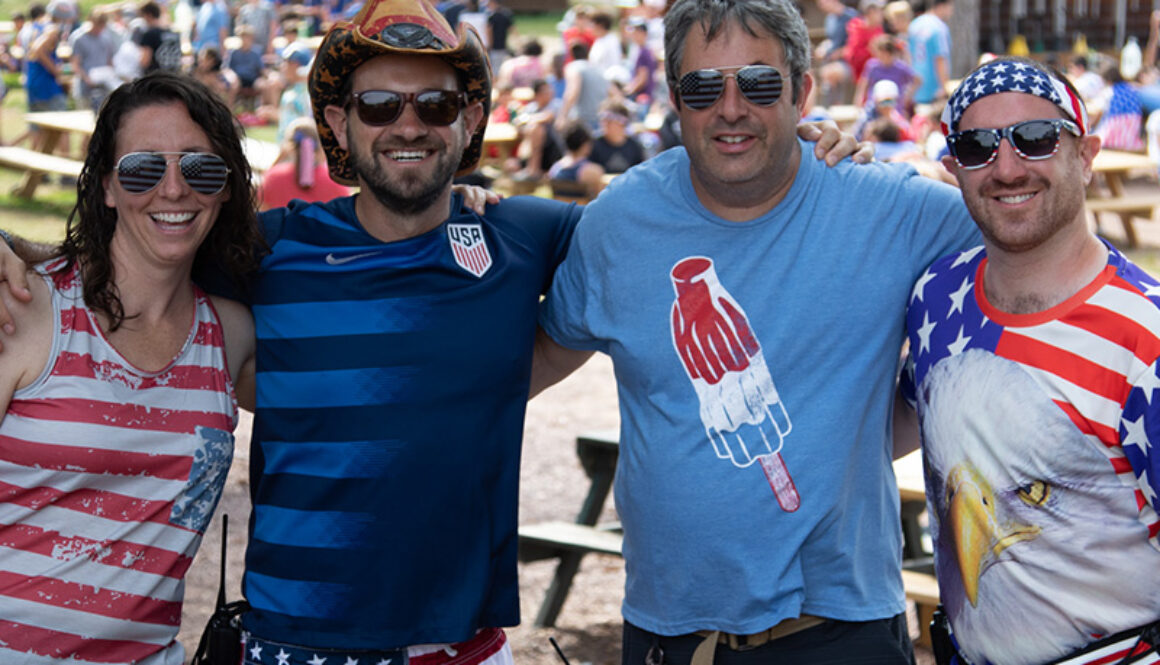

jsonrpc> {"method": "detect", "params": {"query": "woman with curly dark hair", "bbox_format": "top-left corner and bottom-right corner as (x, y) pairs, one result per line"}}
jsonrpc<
(0, 71), (262, 664)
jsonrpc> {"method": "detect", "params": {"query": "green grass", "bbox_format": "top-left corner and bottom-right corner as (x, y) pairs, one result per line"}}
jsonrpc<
(0, 0), (104, 23)
(513, 11), (565, 40)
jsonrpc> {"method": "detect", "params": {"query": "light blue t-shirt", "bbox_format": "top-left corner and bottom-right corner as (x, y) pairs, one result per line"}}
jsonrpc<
(909, 13), (951, 104)
(540, 141), (980, 636)
(193, 0), (230, 52)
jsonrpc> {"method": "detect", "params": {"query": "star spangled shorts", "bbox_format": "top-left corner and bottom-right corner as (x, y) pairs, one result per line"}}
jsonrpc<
(241, 627), (511, 665)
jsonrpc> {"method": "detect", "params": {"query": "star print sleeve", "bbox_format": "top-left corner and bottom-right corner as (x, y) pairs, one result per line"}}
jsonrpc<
(1120, 357), (1160, 550)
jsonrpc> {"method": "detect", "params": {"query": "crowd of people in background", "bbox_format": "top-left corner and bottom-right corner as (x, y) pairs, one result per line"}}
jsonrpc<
(483, 0), (670, 200)
(7, 0), (1160, 203)
(0, 0), (372, 202)
(465, 0), (1160, 201)
(811, 0), (1160, 183)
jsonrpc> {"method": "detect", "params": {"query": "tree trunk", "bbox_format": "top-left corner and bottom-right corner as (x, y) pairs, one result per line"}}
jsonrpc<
(950, 0), (981, 80)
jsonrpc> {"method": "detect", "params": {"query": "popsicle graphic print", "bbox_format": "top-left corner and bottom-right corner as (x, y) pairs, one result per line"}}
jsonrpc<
(670, 256), (800, 512)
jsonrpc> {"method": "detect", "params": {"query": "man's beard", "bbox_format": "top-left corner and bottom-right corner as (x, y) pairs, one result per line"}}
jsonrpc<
(348, 130), (461, 216)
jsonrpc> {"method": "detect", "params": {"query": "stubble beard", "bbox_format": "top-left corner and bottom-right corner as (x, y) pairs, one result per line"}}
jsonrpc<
(348, 127), (460, 217)
(965, 174), (1084, 254)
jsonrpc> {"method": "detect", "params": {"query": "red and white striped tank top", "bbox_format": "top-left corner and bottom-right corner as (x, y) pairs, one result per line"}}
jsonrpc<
(0, 261), (238, 665)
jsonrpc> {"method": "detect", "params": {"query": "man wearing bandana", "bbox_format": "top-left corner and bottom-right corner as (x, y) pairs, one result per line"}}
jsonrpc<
(902, 56), (1160, 665)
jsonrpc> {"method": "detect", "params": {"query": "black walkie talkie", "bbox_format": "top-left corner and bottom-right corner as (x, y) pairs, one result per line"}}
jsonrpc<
(930, 606), (955, 665)
(192, 514), (250, 665)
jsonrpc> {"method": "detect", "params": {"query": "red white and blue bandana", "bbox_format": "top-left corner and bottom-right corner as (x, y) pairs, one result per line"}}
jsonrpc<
(941, 59), (1088, 136)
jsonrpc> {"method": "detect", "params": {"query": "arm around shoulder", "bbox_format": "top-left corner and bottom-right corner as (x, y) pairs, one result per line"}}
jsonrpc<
(0, 233), (59, 345)
(210, 295), (256, 412)
(530, 326), (593, 399)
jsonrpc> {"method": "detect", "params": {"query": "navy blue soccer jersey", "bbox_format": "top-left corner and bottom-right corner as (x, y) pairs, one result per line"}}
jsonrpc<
(238, 194), (581, 648)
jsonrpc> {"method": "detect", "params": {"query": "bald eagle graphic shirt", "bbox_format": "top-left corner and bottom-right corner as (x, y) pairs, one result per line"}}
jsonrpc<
(903, 241), (1160, 665)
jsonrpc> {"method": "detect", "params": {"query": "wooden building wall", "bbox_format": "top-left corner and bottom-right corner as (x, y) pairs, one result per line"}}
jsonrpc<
(976, 0), (1159, 53)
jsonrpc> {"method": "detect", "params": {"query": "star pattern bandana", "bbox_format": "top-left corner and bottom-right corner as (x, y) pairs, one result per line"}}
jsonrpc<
(941, 59), (1089, 136)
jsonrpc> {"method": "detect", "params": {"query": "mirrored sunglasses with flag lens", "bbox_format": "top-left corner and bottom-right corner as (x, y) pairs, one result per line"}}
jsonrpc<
(351, 90), (467, 127)
(947, 119), (1081, 170)
(116, 152), (230, 195)
(678, 65), (784, 110)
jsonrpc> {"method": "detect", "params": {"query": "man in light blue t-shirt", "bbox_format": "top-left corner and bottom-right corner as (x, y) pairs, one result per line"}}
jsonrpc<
(534, 0), (980, 662)
(193, 0), (230, 53)
(908, 0), (953, 105)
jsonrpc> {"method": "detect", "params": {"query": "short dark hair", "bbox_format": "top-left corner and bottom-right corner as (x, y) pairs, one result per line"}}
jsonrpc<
(139, 1), (160, 19)
(569, 40), (590, 61)
(1100, 62), (1125, 84)
(56, 72), (263, 331)
(522, 39), (543, 57)
(865, 116), (901, 142)
(563, 120), (592, 152)
(28, 3), (45, 20)
(198, 46), (224, 70)
(870, 34), (899, 55)
(592, 12), (612, 31)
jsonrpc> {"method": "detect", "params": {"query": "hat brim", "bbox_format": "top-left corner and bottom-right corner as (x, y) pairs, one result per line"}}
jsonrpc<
(310, 20), (491, 186)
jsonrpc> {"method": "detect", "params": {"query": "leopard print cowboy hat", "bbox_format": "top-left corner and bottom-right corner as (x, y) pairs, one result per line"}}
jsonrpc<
(308, 0), (492, 185)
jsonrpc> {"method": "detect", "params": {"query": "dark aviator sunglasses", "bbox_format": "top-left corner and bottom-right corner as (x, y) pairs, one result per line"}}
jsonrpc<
(350, 89), (467, 127)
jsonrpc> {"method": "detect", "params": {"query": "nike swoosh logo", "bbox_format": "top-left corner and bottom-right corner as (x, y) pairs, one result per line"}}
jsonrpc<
(325, 251), (381, 265)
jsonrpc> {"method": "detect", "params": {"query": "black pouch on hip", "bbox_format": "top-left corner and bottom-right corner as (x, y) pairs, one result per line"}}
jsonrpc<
(930, 606), (956, 665)
(191, 514), (251, 665)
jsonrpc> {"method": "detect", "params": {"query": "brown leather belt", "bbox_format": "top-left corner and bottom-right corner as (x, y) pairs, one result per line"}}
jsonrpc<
(691, 615), (826, 665)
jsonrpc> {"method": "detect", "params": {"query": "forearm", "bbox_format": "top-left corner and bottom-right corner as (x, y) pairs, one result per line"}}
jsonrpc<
(7, 233), (58, 264)
(936, 57), (949, 89)
(626, 70), (647, 96)
(1147, 12), (1160, 70)
(35, 50), (57, 75)
(529, 327), (593, 399)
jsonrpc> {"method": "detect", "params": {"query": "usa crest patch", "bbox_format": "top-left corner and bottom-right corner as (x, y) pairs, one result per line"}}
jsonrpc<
(447, 223), (492, 277)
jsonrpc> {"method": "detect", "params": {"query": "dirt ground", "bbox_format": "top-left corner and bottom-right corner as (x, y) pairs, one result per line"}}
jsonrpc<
(176, 353), (942, 664)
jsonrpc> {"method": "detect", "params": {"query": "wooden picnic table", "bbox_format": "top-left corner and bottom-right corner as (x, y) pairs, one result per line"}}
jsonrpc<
(481, 121), (519, 166)
(519, 431), (932, 629)
(1088, 149), (1160, 247)
(1092, 149), (1157, 195)
(825, 104), (860, 130)
(13, 110), (95, 199)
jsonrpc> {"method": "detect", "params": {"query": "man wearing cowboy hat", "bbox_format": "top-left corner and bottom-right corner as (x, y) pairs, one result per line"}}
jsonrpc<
(234, 1), (578, 663)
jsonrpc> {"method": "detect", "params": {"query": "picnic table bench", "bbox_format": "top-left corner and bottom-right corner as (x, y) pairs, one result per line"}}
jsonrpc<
(519, 431), (941, 638)
(1088, 150), (1160, 248)
(0, 146), (84, 185)
(518, 430), (620, 628)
